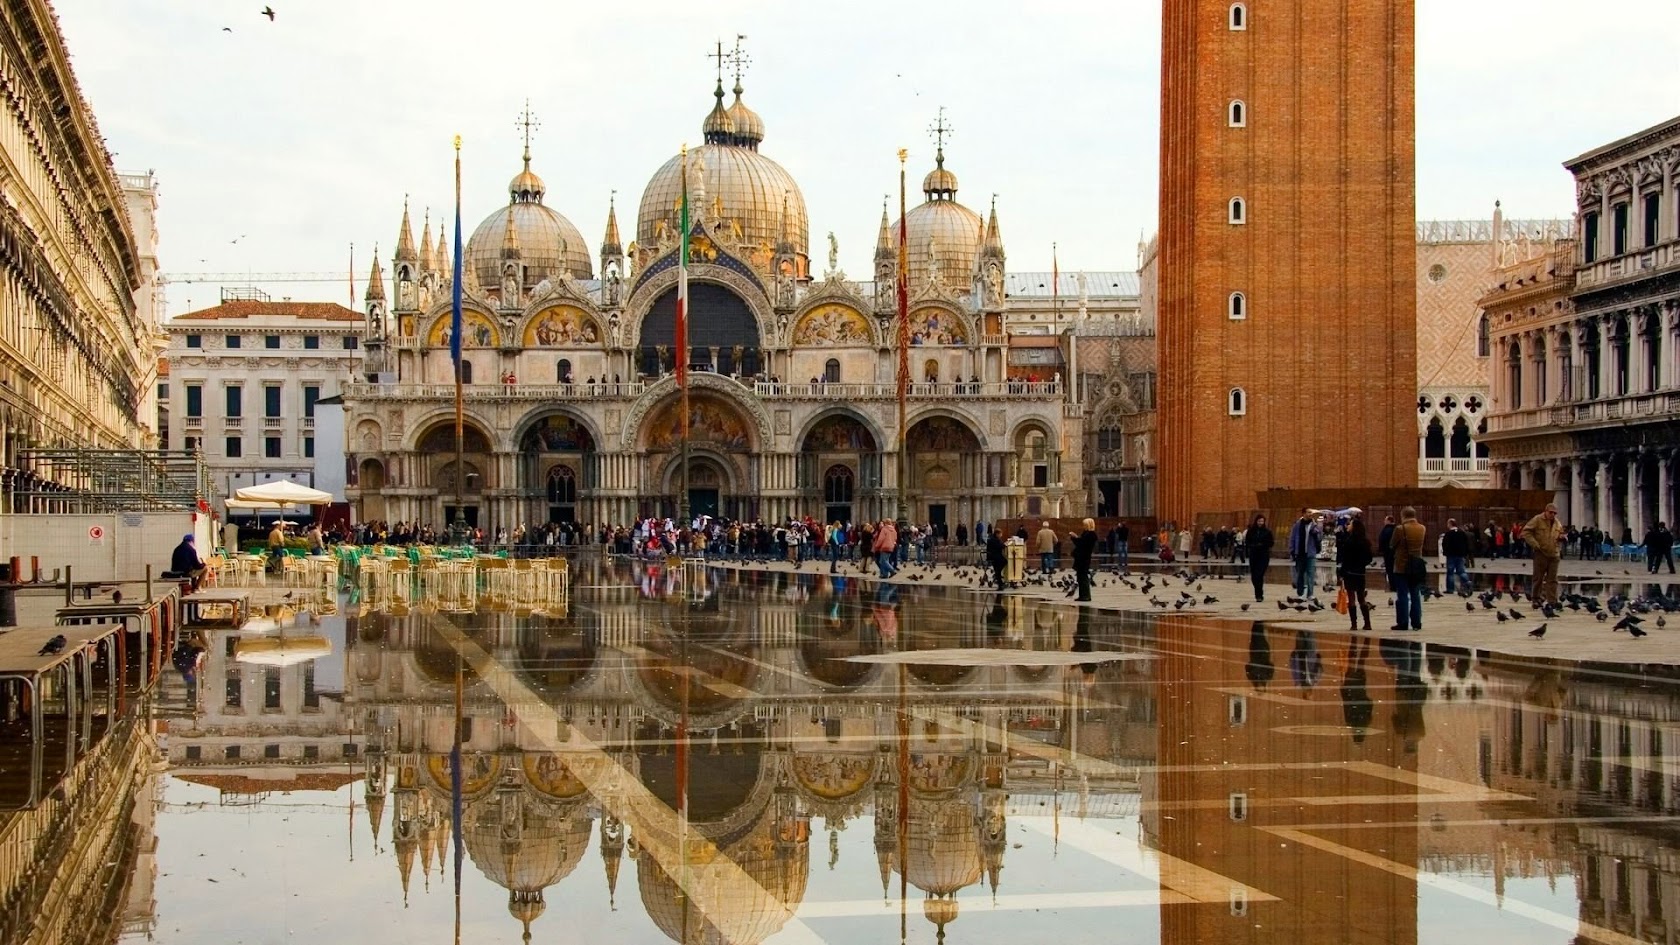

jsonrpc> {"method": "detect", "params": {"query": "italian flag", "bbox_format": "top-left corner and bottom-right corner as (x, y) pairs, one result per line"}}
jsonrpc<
(675, 158), (689, 388)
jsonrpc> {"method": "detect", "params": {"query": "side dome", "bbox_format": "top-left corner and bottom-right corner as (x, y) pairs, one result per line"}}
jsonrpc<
(892, 146), (983, 291)
(637, 82), (807, 264)
(465, 152), (594, 291)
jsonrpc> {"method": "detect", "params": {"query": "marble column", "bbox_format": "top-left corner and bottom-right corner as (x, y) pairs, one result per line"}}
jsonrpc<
(1625, 454), (1644, 544)
(1570, 458), (1588, 528)
(1595, 457), (1613, 532)
(1659, 452), (1675, 528)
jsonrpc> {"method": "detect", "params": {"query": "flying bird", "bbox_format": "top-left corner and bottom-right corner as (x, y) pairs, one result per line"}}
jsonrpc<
(222, 27), (232, 32)
(261, 6), (276, 20)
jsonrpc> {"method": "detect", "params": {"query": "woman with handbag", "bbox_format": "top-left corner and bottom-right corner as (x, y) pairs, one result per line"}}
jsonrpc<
(1389, 507), (1428, 632)
(1338, 516), (1375, 632)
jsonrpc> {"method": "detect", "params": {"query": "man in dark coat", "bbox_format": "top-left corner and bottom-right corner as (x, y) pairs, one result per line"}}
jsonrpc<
(170, 534), (205, 589)
(1073, 518), (1099, 601)
(986, 529), (1007, 588)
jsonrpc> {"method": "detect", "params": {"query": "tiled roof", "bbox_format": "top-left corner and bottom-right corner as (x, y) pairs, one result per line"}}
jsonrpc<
(169, 300), (362, 323)
(1005, 271), (1139, 299)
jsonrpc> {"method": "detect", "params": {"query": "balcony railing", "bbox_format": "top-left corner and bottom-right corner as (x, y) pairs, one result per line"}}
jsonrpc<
(1420, 458), (1491, 476)
(262, 417), (283, 430)
(224, 417), (243, 430)
(342, 379), (1065, 402)
(754, 380), (1063, 400)
(1576, 241), (1680, 291)
(302, 417), (315, 431)
(183, 416), (203, 430)
(1487, 390), (1680, 432)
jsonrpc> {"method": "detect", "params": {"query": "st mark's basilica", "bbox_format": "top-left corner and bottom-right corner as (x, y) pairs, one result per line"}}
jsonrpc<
(343, 59), (1080, 532)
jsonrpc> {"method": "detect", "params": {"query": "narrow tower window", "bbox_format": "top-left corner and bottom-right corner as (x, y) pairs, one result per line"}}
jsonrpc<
(1229, 3), (1247, 30)
(1228, 100), (1246, 127)
(1229, 292), (1246, 320)
(1228, 197), (1247, 225)
(1228, 388), (1247, 416)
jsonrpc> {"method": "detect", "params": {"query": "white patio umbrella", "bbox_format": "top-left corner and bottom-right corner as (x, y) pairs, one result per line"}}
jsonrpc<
(234, 635), (332, 667)
(235, 480), (335, 505)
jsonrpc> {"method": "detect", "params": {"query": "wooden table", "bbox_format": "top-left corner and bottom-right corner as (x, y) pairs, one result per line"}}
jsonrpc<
(0, 623), (123, 809)
(181, 589), (253, 628)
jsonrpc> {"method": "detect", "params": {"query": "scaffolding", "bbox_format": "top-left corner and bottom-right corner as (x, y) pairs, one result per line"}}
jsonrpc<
(7, 449), (216, 514)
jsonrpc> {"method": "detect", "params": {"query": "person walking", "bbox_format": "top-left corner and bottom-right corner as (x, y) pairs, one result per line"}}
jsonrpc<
(985, 527), (1007, 589)
(1441, 519), (1470, 594)
(1389, 507), (1427, 632)
(1377, 514), (1398, 589)
(1073, 517), (1098, 602)
(1245, 513), (1275, 603)
(1115, 521), (1130, 572)
(872, 519), (899, 578)
(1287, 509), (1322, 599)
(1649, 521), (1677, 574)
(1036, 521), (1058, 574)
(1524, 503), (1566, 604)
(1339, 516), (1375, 632)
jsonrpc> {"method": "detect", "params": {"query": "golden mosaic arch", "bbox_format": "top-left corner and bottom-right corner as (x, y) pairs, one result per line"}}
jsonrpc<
(643, 394), (753, 452)
(522, 753), (598, 800)
(908, 307), (967, 345)
(522, 304), (603, 347)
(791, 303), (871, 346)
(427, 752), (501, 796)
(426, 309), (500, 348)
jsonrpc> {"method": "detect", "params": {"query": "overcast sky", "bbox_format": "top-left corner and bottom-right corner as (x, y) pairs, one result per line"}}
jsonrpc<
(54, 1), (1680, 317)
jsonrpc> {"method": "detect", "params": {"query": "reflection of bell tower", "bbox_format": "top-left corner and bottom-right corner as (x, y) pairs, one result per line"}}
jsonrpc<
(390, 768), (421, 904)
(872, 752), (898, 901)
(599, 814), (624, 909)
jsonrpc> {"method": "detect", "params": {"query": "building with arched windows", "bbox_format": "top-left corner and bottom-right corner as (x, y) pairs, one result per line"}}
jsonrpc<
(343, 67), (1089, 532)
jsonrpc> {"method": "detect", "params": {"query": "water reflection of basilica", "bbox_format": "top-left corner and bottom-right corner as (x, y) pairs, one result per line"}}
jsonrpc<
(345, 567), (1156, 942)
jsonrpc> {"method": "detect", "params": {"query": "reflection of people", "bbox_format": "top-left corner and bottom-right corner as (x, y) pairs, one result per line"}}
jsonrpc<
(1071, 606), (1096, 679)
(1073, 517), (1097, 601)
(1245, 622), (1274, 690)
(169, 533), (206, 589)
(1339, 636), (1373, 742)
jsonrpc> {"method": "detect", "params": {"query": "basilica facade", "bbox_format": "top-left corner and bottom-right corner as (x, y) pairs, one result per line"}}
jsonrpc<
(342, 73), (1080, 532)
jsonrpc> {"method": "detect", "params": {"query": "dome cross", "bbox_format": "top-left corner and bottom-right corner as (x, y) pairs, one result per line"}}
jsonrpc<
(728, 34), (750, 91)
(515, 100), (540, 165)
(929, 106), (953, 166)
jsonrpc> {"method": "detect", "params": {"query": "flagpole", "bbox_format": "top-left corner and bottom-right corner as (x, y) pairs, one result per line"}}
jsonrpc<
(895, 149), (910, 530)
(678, 145), (692, 531)
(451, 135), (465, 544)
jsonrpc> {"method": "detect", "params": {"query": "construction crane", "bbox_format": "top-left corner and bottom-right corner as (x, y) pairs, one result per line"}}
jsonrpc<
(155, 271), (349, 286)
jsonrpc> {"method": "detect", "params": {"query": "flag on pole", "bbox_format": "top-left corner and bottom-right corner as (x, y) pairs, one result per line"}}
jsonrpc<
(451, 138), (464, 369)
(676, 147), (690, 388)
(896, 152), (910, 399)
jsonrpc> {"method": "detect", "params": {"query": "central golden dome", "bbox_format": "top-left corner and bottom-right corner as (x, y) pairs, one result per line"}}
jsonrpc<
(893, 148), (982, 292)
(466, 150), (594, 292)
(637, 81), (808, 263)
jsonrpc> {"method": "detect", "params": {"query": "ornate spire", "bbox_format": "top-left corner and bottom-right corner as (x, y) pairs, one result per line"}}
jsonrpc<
(876, 198), (893, 254)
(983, 195), (1004, 255)
(724, 35), (764, 148)
(776, 191), (794, 253)
(435, 230), (450, 279)
(502, 203), (521, 260)
(394, 197), (417, 262)
(602, 191), (622, 256)
(702, 40), (734, 143)
(509, 101), (546, 204)
(418, 210), (434, 272)
(364, 249), (386, 303)
(600, 816), (624, 909)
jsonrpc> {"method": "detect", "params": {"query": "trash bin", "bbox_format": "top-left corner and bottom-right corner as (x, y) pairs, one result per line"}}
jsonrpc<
(1005, 538), (1026, 587)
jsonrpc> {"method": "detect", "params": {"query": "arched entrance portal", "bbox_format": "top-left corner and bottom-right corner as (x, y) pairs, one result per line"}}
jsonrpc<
(800, 413), (880, 525)
(518, 413), (597, 524)
(642, 393), (755, 520)
(905, 416), (981, 535)
(417, 421), (494, 527)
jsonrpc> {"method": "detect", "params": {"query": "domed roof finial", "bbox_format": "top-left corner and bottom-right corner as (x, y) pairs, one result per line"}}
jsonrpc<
(923, 107), (958, 199)
(702, 40), (734, 143)
(723, 34), (764, 149)
(509, 101), (546, 204)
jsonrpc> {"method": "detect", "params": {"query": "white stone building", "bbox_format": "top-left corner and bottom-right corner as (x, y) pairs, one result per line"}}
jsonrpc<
(160, 292), (360, 516)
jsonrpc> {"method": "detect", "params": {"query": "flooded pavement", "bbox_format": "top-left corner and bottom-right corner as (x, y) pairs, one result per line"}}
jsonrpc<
(10, 560), (1680, 944)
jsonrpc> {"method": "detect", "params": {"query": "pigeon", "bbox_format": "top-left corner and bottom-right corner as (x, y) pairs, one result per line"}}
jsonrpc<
(1659, 616), (1668, 628)
(1496, 611), (1508, 623)
(1596, 612), (1610, 622)
(1528, 624), (1547, 638)
(1630, 625), (1649, 638)
(1465, 602), (1475, 613)
(261, 6), (276, 20)
(37, 634), (67, 655)
(112, 589), (123, 604)
(1240, 603), (1251, 612)
(1613, 615), (1644, 631)
(1508, 609), (1525, 620)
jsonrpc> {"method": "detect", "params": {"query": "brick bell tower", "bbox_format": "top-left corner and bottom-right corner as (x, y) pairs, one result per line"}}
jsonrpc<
(1156, 1), (1418, 525)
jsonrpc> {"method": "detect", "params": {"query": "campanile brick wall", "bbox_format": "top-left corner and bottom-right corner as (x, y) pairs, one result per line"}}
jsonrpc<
(1157, 0), (1419, 524)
